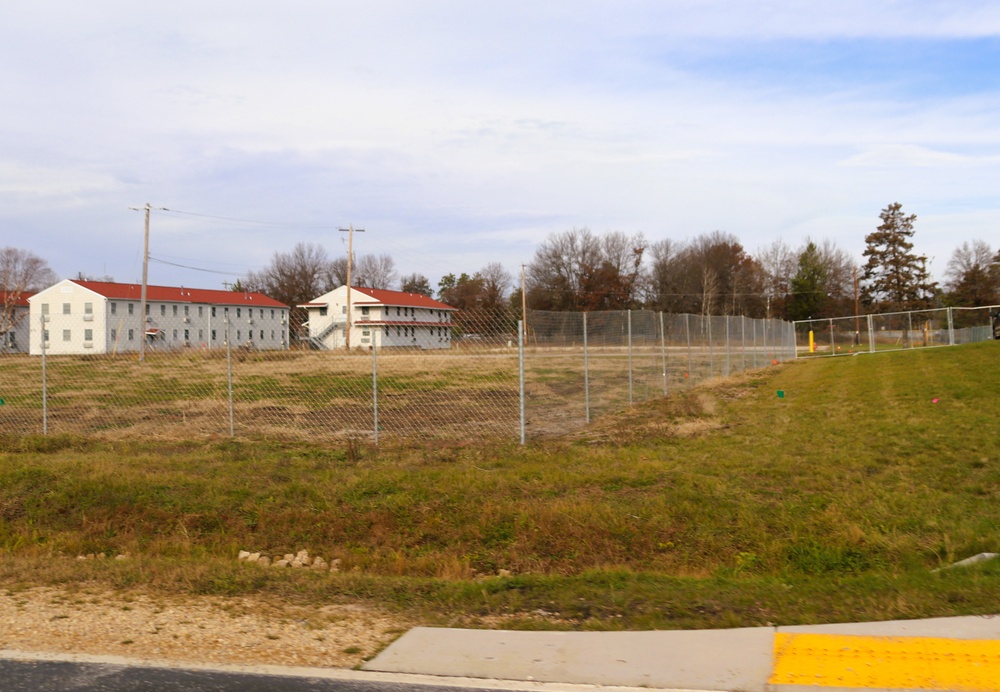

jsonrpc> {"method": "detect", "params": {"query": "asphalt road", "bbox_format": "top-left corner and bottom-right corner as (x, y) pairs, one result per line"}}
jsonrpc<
(0, 659), (493, 692)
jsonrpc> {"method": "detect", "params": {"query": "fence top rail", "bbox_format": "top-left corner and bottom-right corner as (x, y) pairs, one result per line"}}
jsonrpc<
(951, 304), (1000, 313)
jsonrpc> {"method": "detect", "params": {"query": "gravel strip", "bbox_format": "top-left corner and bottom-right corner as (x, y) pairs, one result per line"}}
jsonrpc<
(0, 587), (412, 669)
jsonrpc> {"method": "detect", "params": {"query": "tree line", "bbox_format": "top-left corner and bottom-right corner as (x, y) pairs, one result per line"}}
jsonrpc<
(3, 202), (999, 342)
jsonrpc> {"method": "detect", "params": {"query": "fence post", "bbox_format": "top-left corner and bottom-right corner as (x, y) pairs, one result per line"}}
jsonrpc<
(741, 315), (747, 370)
(627, 309), (633, 405)
(225, 319), (234, 438)
(659, 312), (667, 397)
(867, 314), (875, 353)
(947, 307), (955, 346)
(40, 314), (48, 436)
(518, 319), (525, 445)
(707, 316), (714, 377)
(372, 343), (379, 444)
(583, 312), (590, 424)
(724, 317), (731, 377)
(685, 313), (693, 386)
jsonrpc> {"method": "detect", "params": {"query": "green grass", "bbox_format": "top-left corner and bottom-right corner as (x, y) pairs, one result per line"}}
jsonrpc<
(0, 341), (997, 629)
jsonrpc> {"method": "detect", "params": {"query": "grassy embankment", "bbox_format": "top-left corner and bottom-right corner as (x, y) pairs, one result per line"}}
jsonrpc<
(0, 341), (997, 630)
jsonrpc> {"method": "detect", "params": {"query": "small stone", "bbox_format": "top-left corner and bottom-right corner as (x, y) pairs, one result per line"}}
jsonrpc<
(498, 569), (512, 578)
(247, 552), (260, 563)
(290, 560), (303, 568)
(311, 559), (327, 571)
(257, 556), (271, 566)
(76, 555), (87, 561)
(296, 549), (309, 561)
(274, 559), (289, 568)
(97, 553), (106, 560)
(114, 554), (127, 561)
(238, 551), (251, 561)
(86, 554), (96, 560)
(284, 554), (295, 562)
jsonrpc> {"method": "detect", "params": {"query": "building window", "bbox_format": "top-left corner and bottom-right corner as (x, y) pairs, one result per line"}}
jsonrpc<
(270, 309), (275, 318)
(62, 303), (71, 315)
(260, 309), (264, 318)
(184, 329), (189, 341)
(211, 329), (217, 341)
(110, 329), (116, 341)
(184, 305), (189, 316)
(62, 329), (71, 341)
(128, 303), (134, 315)
(361, 306), (370, 316)
(396, 307), (401, 316)
(342, 305), (346, 314)
(84, 329), (93, 341)
(259, 330), (264, 340)
(396, 327), (400, 336)
(43, 329), (49, 342)
(145, 304), (150, 315)
(198, 306), (203, 317)
(198, 330), (203, 340)
(236, 308), (241, 318)
(237, 330), (241, 340)
(172, 329), (178, 340)
(270, 330), (274, 339)
(128, 329), (134, 341)
(172, 305), (178, 316)
(110, 302), (117, 315)
(211, 307), (216, 317)
(160, 304), (166, 316)
(41, 303), (49, 315)
(319, 306), (328, 316)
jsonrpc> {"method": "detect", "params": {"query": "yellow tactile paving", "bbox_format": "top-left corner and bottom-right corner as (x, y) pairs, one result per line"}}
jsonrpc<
(770, 632), (1000, 690)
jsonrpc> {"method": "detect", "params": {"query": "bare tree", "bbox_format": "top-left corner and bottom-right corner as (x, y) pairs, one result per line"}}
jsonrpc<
(1, 247), (57, 348)
(756, 239), (796, 319)
(243, 242), (340, 337)
(525, 228), (602, 310)
(354, 254), (397, 290)
(945, 240), (998, 307)
(526, 228), (646, 310)
(646, 238), (684, 311)
(478, 262), (513, 309)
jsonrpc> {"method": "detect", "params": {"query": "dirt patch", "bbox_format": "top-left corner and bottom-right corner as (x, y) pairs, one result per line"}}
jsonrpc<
(0, 586), (411, 669)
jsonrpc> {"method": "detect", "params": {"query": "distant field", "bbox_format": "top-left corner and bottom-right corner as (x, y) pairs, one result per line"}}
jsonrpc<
(0, 343), (778, 441)
(0, 341), (996, 630)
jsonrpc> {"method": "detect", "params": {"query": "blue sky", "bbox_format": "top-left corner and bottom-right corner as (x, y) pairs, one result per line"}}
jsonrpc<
(2, 1), (999, 293)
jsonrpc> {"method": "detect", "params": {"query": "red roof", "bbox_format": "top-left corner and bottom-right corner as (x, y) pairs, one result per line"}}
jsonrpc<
(351, 287), (456, 311)
(1, 291), (32, 307)
(70, 280), (288, 309)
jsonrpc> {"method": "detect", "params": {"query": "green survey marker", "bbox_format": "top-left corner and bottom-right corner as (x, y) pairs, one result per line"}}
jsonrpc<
(776, 390), (785, 399)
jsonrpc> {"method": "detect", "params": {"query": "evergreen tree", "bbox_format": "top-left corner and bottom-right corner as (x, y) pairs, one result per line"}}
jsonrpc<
(861, 203), (936, 311)
(788, 241), (827, 321)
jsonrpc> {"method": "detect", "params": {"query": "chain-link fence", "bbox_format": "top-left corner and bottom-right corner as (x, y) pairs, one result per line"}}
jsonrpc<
(793, 305), (1000, 357)
(0, 308), (796, 443)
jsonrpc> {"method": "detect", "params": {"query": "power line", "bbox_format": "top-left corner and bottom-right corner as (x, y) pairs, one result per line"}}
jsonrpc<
(159, 208), (337, 229)
(148, 256), (244, 277)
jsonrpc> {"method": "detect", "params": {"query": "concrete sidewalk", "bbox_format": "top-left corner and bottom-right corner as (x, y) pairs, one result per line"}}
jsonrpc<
(363, 615), (1000, 691)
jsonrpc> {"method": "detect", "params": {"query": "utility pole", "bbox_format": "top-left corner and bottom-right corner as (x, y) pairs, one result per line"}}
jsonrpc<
(338, 225), (365, 349)
(129, 203), (166, 362)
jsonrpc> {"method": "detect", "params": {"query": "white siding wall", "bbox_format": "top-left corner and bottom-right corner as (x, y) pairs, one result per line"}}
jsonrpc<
(29, 281), (290, 355)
